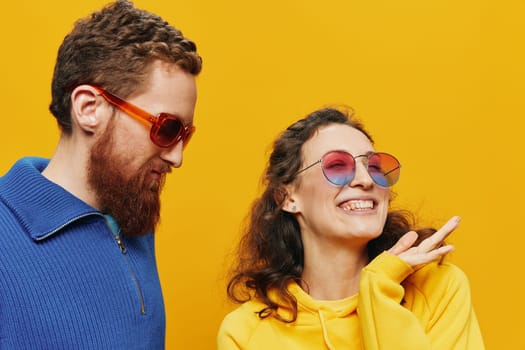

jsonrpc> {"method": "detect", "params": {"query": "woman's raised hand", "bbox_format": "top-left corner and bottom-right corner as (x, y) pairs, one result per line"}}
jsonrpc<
(387, 216), (460, 267)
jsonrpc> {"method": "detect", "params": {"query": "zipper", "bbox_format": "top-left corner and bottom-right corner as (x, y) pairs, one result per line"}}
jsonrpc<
(113, 230), (146, 314)
(105, 218), (146, 315)
(114, 231), (128, 254)
(124, 254), (146, 314)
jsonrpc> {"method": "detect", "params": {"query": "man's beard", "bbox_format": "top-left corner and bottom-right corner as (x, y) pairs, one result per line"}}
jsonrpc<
(87, 124), (167, 236)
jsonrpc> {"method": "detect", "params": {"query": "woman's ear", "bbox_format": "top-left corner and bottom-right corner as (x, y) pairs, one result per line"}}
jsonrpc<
(281, 185), (299, 213)
(70, 85), (104, 134)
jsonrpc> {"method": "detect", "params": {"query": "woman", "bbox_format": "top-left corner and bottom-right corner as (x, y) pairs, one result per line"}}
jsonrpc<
(217, 107), (485, 349)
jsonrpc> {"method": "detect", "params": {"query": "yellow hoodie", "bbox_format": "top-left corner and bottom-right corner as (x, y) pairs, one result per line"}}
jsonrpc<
(217, 252), (484, 349)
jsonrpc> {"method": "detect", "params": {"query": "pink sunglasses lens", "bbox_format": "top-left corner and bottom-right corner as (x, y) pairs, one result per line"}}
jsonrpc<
(321, 151), (356, 185)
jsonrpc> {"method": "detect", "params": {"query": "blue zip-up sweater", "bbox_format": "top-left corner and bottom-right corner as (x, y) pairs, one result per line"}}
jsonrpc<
(0, 157), (165, 349)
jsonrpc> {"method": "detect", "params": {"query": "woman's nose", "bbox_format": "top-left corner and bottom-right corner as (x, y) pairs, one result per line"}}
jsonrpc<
(348, 161), (374, 189)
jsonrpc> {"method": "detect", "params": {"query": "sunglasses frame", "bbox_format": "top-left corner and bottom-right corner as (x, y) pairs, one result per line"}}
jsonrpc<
(89, 84), (195, 148)
(296, 150), (401, 187)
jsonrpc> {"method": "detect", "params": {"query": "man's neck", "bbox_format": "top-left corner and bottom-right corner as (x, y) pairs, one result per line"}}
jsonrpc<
(42, 135), (97, 208)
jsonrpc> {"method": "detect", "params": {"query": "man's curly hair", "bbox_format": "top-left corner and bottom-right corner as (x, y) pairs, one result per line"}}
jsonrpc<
(49, 0), (202, 133)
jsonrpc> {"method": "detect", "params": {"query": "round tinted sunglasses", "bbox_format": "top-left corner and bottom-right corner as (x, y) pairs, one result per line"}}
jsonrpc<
(90, 85), (195, 148)
(296, 150), (401, 187)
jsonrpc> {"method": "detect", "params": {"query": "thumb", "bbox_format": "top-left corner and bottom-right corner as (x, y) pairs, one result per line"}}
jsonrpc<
(388, 231), (419, 256)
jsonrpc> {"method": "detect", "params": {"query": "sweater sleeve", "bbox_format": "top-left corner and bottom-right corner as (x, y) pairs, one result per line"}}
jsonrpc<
(217, 329), (242, 350)
(217, 302), (262, 350)
(217, 311), (244, 350)
(357, 252), (485, 350)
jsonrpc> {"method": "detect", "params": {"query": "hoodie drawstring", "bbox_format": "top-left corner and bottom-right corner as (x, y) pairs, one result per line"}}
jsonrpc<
(318, 309), (336, 350)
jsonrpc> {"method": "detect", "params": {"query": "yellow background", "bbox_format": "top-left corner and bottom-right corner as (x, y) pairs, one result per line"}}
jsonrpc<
(1, 0), (522, 349)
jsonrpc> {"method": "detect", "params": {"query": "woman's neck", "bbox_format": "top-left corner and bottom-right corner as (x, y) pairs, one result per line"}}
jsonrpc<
(300, 240), (369, 300)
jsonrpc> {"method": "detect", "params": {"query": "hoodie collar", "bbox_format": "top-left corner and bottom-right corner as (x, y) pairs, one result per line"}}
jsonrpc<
(0, 157), (100, 241)
(289, 282), (358, 319)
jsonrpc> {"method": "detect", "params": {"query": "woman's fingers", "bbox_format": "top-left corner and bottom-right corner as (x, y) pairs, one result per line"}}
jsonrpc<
(388, 231), (419, 255)
(417, 216), (460, 252)
(389, 216), (460, 267)
(404, 244), (455, 266)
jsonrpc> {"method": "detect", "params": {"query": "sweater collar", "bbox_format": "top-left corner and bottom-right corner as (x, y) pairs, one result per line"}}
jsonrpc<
(0, 157), (100, 241)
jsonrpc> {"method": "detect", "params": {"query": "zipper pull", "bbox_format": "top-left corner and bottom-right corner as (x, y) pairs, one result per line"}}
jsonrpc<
(115, 233), (127, 254)
(104, 214), (127, 254)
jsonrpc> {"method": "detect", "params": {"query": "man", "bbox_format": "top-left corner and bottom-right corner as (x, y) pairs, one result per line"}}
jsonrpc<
(0, 1), (201, 348)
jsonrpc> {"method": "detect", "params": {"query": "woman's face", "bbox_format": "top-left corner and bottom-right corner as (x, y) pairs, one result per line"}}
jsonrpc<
(287, 123), (390, 248)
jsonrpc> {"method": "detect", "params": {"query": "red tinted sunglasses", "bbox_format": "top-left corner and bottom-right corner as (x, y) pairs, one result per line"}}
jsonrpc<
(297, 150), (401, 187)
(90, 85), (195, 148)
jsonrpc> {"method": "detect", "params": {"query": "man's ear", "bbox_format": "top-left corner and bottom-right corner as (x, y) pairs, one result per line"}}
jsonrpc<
(70, 85), (104, 134)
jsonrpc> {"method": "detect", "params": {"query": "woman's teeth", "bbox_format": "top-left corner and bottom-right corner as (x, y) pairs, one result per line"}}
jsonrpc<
(341, 200), (374, 211)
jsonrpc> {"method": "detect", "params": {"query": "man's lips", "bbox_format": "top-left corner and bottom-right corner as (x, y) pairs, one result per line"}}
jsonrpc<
(149, 166), (171, 180)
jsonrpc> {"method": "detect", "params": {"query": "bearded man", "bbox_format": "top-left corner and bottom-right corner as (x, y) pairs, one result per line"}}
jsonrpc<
(0, 1), (202, 348)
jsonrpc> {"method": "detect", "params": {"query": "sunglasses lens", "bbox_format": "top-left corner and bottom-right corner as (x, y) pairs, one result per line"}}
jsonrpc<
(321, 151), (356, 185)
(151, 114), (184, 147)
(368, 153), (401, 187)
